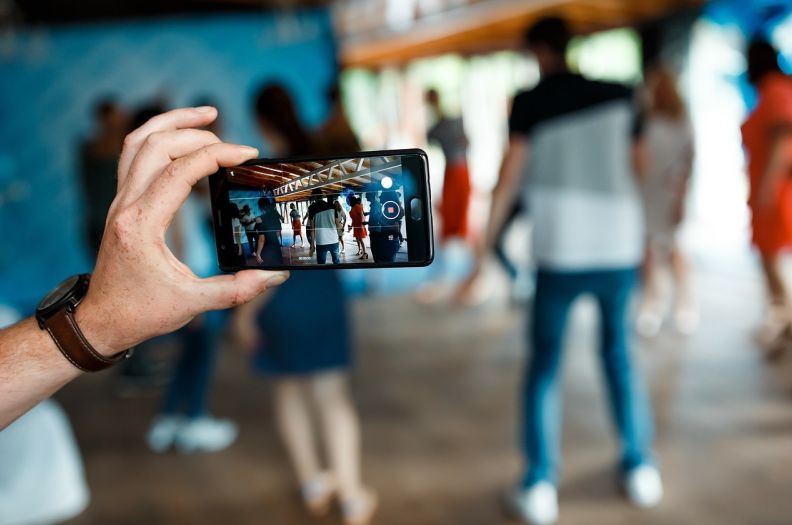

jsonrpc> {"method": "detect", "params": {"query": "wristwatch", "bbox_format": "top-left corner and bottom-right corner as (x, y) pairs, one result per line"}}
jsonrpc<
(36, 274), (131, 372)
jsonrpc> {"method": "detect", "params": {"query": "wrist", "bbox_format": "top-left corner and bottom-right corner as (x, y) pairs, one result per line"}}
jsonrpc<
(73, 297), (125, 358)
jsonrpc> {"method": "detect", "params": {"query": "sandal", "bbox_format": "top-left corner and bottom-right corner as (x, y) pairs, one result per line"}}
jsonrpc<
(302, 475), (336, 518)
(342, 491), (378, 525)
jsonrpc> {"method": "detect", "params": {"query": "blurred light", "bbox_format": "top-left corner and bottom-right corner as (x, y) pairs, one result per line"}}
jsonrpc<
(381, 175), (393, 189)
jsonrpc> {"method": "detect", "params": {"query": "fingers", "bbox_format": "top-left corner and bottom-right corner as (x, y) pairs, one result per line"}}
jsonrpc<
(140, 142), (259, 229)
(119, 128), (221, 205)
(198, 270), (289, 311)
(117, 106), (218, 189)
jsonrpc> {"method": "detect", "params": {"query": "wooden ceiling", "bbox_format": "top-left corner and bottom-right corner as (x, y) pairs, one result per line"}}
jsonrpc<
(335, 0), (705, 68)
(228, 157), (399, 202)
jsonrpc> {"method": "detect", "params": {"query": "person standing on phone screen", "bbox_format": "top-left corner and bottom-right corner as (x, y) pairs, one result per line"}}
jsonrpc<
(240, 204), (258, 256)
(289, 203), (304, 248)
(308, 189), (341, 265)
(232, 83), (377, 525)
(368, 189), (403, 263)
(254, 194), (284, 266)
(349, 196), (368, 259)
(334, 200), (348, 254)
(459, 17), (660, 525)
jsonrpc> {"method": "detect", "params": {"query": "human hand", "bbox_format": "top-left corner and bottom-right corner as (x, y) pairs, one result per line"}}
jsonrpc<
(230, 301), (267, 352)
(74, 107), (289, 357)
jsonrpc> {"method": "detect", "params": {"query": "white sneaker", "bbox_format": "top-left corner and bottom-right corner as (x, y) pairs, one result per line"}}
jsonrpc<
(674, 306), (699, 335)
(505, 482), (558, 525)
(147, 415), (186, 453)
(174, 416), (238, 454)
(754, 306), (791, 349)
(624, 465), (663, 508)
(636, 309), (663, 338)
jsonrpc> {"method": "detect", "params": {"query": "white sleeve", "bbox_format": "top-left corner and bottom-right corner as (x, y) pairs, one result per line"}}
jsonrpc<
(232, 219), (243, 245)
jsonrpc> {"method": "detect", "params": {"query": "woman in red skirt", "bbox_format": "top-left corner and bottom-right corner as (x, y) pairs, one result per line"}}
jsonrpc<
(349, 196), (368, 260)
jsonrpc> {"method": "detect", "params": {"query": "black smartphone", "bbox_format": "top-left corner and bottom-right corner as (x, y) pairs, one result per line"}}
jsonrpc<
(209, 148), (434, 271)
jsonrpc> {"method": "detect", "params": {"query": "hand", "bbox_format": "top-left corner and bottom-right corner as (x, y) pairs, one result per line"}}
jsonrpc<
(231, 307), (264, 353)
(256, 253), (264, 264)
(237, 244), (243, 257)
(74, 107), (289, 357)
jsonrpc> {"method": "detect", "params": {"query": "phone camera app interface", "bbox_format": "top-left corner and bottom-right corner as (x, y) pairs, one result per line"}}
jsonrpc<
(224, 155), (413, 267)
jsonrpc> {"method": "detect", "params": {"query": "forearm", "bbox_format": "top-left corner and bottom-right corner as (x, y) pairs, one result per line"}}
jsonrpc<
(481, 139), (528, 254)
(256, 236), (265, 256)
(0, 318), (81, 429)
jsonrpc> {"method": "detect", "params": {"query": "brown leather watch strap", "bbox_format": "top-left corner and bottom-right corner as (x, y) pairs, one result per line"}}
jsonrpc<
(45, 308), (129, 372)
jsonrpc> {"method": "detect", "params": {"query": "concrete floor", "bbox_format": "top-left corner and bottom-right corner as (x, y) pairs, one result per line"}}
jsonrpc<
(58, 250), (792, 525)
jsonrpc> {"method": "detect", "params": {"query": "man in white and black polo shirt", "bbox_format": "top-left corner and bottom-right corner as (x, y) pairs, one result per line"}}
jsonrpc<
(465, 17), (661, 525)
(308, 189), (341, 264)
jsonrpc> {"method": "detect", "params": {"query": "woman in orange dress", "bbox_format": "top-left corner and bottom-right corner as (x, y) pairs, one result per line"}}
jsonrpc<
(742, 39), (792, 353)
(426, 89), (472, 241)
(349, 196), (368, 259)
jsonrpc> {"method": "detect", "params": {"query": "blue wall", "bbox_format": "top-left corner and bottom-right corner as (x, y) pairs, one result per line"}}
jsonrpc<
(0, 10), (339, 311)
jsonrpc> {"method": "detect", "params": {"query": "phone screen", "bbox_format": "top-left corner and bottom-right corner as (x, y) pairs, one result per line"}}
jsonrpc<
(211, 150), (432, 270)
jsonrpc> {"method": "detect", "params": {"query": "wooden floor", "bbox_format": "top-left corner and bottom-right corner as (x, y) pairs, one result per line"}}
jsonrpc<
(58, 251), (792, 525)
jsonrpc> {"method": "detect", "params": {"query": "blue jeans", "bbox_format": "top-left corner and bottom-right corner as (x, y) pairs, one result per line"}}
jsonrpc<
(316, 242), (340, 264)
(521, 268), (654, 487)
(161, 313), (221, 418)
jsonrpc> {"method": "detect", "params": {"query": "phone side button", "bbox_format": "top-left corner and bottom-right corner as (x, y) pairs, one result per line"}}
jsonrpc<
(410, 198), (423, 221)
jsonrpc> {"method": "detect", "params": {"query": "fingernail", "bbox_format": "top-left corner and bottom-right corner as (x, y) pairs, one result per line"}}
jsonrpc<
(266, 273), (288, 287)
(195, 106), (215, 113)
(240, 145), (259, 155)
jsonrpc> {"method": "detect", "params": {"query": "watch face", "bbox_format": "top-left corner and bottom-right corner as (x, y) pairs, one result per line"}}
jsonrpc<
(39, 275), (81, 311)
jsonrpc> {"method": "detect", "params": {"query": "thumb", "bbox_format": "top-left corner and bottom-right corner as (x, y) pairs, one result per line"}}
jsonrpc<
(199, 270), (289, 310)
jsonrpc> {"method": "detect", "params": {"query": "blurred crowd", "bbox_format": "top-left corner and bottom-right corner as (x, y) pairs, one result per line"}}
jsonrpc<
(3, 7), (792, 525)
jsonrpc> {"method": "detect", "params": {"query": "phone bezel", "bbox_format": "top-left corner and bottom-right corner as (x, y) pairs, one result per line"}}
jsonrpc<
(209, 148), (434, 272)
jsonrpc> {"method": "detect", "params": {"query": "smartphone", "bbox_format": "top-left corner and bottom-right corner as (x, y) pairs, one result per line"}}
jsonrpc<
(209, 148), (434, 271)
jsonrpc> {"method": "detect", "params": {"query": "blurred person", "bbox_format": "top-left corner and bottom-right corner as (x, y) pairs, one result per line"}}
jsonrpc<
(635, 65), (696, 337)
(0, 106), (288, 429)
(349, 195), (368, 259)
(417, 88), (473, 301)
(459, 17), (661, 525)
(232, 83), (377, 524)
(308, 189), (341, 265)
(255, 194), (284, 266)
(230, 203), (248, 265)
(241, 204), (258, 255)
(315, 82), (361, 154)
(426, 88), (472, 243)
(334, 200), (348, 254)
(289, 202), (305, 247)
(368, 189), (404, 263)
(79, 98), (127, 256)
(742, 39), (792, 359)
